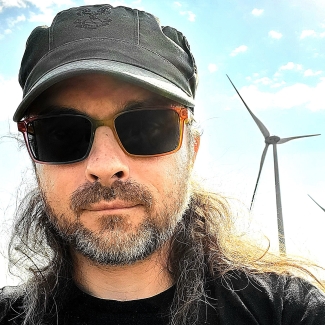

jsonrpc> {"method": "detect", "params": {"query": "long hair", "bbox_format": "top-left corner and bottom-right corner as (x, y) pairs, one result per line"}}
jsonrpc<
(5, 181), (324, 325)
(3, 120), (324, 324)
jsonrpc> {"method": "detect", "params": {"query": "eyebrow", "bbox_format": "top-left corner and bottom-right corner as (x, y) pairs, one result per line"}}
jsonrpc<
(30, 105), (83, 116)
(120, 98), (176, 112)
(32, 96), (178, 117)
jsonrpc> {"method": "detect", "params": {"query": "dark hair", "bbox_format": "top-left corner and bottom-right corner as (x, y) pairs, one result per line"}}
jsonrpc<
(3, 122), (323, 324)
(6, 179), (324, 325)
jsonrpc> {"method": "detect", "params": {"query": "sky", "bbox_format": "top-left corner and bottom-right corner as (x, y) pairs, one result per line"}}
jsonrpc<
(0, 0), (324, 286)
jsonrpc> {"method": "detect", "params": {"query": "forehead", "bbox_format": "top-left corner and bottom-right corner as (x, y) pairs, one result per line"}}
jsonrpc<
(28, 73), (178, 118)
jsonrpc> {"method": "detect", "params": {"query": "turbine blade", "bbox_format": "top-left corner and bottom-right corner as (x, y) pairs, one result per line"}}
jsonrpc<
(227, 75), (270, 138)
(308, 195), (325, 212)
(250, 143), (269, 210)
(278, 134), (321, 144)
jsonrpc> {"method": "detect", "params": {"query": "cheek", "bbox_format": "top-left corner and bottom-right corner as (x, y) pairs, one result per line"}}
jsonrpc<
(137, 145), (191, 197)
(36, 164), (85, 211)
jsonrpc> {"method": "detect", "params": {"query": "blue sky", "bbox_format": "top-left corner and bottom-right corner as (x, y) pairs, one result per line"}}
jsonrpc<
(0, 0), (324, 286)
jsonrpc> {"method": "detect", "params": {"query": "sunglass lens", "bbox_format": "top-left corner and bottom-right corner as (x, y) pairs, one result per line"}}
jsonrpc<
(27, 116), (92, 163)
(115, 109), (181, 155)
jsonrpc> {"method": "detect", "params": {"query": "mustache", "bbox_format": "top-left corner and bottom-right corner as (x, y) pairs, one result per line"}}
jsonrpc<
(70, 180), (153, 214)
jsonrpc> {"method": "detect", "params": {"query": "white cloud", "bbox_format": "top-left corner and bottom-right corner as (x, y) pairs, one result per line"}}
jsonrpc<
(235, 79), (325, 111)
(208, 63), (218, 73)
(4, 29), (12, 34)
(0, 0), (26, 9)
(28, 8), (56, 24)
(173, 1), (182, 7)
(28, 0), (74, 9)
(304, 69), (322, 77)
(230, 45), (248, 57)
(268, 30), (282, 39)
(279, 62), (303, 71)
(0, 76), (22, 121)
(247, 74), (286, 89)
(300, 29), (317, 39)
(7, 14), (26, 27)
(300, 29), (325, 39)
(306, 78), (325, 110)
(180, 10), (195, 22)
(271, 81), (286, 88)
(251, 8), (264, 16)
(0, 0), (75, 24)
(254, 77), (272, 85)
(282, 62), (296, 70)
(0, 0), (74, 10)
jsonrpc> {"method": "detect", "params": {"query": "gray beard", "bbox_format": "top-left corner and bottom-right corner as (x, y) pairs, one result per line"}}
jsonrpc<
(44, 179), (191, 266)
(67, 211), (183, 265)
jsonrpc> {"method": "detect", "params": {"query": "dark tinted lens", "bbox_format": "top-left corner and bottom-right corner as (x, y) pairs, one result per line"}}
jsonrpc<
(27, 115), (92, 163)
(115, 109), (181, 155)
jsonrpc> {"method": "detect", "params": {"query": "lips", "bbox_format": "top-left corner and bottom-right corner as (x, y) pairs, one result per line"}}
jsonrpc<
(85, 200), (139, 212)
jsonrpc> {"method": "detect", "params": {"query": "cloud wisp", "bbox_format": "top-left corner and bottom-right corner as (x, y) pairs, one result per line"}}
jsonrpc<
(208, 63), (218, 73)
(300, 29), (325, 39)
(304, 69), (322, 77)
(172, 2), (196, 22)
(251, 8), (264, 16)
(279, 62), (303, 71)
(230, 45), (248, 57)
(7, 14), (26, 27)
(269, 30), (282, 39)
(180, 10), (196, 22)
(233, 79), (325, 111)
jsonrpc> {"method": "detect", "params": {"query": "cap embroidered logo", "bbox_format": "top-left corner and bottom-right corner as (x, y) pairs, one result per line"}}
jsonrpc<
(74, 6), (112, 29)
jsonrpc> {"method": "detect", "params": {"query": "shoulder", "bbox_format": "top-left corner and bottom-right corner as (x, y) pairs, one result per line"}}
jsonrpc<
(207, 271), (325, 325)
(0, 286), (25, 324)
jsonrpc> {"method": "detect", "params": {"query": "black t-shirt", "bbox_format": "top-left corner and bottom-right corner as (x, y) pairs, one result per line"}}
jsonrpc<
(1, 272), (325, 324)
(58, 284), (175, 325)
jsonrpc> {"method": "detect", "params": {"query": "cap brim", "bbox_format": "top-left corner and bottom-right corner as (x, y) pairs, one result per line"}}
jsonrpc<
(13, 59), (195, 121)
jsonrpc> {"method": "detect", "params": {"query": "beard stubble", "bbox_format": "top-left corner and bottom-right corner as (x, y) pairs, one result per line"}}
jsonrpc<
(42, 172), (191, 266)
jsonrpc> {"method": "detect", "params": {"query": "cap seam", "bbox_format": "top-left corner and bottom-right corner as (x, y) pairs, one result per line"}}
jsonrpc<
(136, 10), (140, 45)
(49, 11), (61, 50)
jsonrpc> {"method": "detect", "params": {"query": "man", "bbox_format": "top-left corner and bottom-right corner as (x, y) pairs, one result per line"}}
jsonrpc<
(1, 4), (325, 325)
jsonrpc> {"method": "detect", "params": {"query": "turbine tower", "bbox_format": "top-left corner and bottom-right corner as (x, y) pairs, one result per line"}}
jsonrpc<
(227, 75), (320, 255)
(308, 195), (325, 212)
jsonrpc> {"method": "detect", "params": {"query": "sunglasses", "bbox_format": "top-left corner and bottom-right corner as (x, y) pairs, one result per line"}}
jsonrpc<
(17, 106), (191, 164)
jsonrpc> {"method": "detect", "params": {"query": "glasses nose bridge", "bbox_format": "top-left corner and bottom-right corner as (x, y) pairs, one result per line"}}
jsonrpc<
(92, 116), (116, 133)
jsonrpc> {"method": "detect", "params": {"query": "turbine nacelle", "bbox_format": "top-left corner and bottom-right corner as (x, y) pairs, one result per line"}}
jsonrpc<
(265, 136), (281, 144)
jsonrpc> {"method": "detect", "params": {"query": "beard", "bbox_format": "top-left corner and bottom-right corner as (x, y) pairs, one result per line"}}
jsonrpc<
(42, 171), (192, 266)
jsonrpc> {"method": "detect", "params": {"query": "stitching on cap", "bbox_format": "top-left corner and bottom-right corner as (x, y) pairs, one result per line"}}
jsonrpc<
(49, 11), (61, 50)
(136, 10), (140, 45)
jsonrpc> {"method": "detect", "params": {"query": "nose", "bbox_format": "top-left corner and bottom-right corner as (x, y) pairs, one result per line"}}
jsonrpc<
(85, 126), (130, 186)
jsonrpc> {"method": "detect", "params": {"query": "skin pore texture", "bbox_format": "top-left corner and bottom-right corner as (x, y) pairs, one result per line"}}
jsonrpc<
(32, 74), (199, 301)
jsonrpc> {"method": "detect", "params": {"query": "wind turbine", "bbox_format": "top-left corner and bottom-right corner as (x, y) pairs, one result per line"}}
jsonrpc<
(308, 195), (325, 212)
(227, 75), (321, 255)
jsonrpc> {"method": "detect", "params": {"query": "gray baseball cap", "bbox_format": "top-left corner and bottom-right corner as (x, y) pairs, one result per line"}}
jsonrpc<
(13, 4), (198, 122)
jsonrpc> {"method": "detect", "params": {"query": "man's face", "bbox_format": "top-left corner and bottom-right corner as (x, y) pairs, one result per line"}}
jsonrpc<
(32, 74), (198, 266)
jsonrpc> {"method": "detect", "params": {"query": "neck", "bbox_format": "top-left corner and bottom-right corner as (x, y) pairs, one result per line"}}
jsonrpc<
(71, 244), (173, 301)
